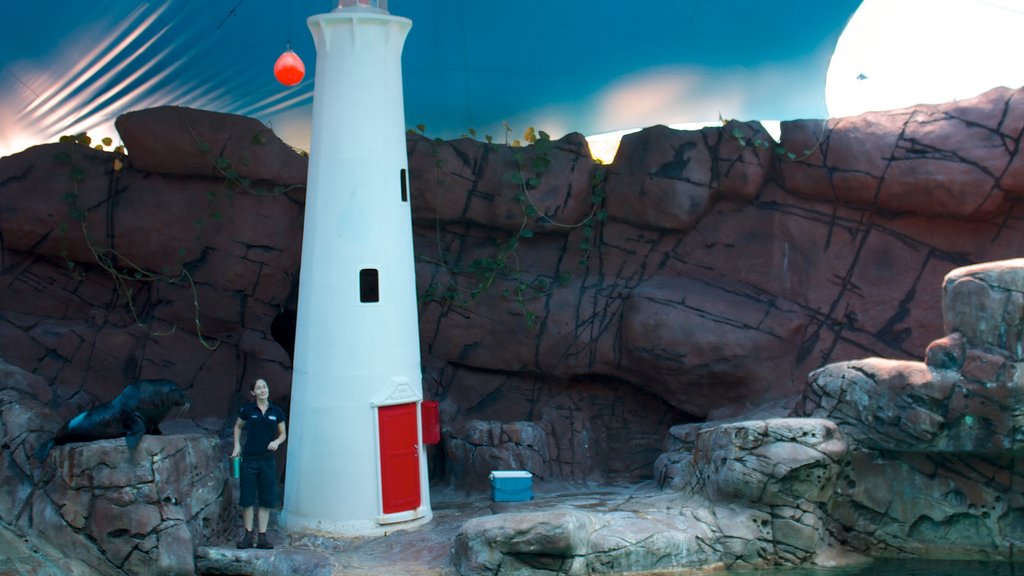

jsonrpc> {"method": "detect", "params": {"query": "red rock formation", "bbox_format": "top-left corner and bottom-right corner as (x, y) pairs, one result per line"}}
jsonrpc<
(3, 87), (1024, 484)
(412, 86), (1024, 481)
(0, 107), (304, 428)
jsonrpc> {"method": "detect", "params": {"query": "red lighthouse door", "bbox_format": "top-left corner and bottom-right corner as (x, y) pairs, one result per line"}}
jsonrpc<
(378, 403), (421, 514)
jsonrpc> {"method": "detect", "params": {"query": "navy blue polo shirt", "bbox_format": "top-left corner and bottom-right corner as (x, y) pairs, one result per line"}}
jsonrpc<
(238, 402), (286, 457)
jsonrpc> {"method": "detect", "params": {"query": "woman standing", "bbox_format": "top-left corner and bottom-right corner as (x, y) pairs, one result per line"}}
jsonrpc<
(232, 378), (287, 549)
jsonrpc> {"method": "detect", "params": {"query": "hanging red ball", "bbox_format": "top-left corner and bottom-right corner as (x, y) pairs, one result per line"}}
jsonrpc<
(274, 49), (305, 86)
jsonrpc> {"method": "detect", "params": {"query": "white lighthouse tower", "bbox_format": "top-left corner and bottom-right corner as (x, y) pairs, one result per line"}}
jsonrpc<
(281, 0), (431, 536)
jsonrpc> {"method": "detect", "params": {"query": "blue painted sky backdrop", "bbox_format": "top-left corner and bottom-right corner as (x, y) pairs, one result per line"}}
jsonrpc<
(1, 1), (862, 157)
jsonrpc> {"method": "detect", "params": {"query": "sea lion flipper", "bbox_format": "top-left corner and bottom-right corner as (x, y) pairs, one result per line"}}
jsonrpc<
(125, 413), (146, 451)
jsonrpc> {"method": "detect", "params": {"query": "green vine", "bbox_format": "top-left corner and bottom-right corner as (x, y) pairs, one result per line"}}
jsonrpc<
(53, 130), (271, 351)
(182, 116), (303, 199)
(53, 120), (305, 351)
(414, 124), (607, 330)
(719, 114), (823, 162)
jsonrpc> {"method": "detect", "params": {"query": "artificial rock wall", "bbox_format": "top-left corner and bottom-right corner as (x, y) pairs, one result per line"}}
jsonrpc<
(2, 86), (1024, 488)
(411, 84), (1024, 487)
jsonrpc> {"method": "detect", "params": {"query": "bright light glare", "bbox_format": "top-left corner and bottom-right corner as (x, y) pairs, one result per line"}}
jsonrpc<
(826, 0), (1024, 118)
(589, 0), (1024, 166)
(586, 121), (781, 165)
(586, 128), (641, 165)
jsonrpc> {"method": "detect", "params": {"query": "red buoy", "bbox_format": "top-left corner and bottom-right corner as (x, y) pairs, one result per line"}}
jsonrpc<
(274, 49), (305, 86)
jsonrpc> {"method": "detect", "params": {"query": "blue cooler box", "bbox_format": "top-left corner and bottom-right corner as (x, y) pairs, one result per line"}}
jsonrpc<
(490, 470), (533, 502)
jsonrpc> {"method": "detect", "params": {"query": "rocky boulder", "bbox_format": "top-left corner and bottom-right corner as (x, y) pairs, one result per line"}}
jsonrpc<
(444, 420), (551, 491)
(452, 501), (731, 576)
(454, 418), (850, 574)
(0, 359), (233, 576)
(687, 419), (846, 507)
(942, 259), (1024, 358)
(779, 86), (1024, 218)
(792, 257), (1024, 558)
(115, 106), (308, 185)
(454, 510), (596, 575)
(654, 418), (847, 566)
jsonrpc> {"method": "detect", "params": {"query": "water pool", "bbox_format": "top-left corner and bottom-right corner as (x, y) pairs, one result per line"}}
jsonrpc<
(729, 559), (1023, 576)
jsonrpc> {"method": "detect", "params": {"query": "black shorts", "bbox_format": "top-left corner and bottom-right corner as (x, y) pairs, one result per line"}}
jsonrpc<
(239, 454), (277, 508)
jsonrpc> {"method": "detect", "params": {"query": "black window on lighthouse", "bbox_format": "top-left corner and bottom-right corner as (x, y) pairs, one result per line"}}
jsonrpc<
(359, 268), (379, 303)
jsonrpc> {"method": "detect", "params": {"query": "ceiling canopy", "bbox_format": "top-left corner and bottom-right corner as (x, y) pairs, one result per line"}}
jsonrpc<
(1, 0), (863, 158)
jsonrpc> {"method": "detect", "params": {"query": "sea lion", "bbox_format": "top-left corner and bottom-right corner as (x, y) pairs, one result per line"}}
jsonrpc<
(36, 379), (190, 461)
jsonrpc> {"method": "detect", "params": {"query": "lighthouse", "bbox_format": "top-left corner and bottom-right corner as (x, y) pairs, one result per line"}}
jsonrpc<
(281, 0), (431, 536)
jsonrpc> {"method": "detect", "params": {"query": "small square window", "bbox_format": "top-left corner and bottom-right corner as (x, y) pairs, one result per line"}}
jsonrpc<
(360, 268), (379, 303)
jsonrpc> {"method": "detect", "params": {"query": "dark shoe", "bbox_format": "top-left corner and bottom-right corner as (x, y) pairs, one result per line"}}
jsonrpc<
(236, 530), (255, 549)
(257, 533), (274, 549)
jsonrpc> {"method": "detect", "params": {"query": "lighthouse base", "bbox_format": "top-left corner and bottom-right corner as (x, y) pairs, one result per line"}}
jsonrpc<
(280, 506), (433, 538)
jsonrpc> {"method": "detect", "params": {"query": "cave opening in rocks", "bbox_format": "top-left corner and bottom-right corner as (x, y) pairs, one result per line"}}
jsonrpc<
(270, 306), (298, 362)
(562, 373), (702, 481)
(439, 370), (701, 488)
